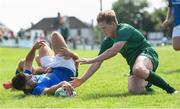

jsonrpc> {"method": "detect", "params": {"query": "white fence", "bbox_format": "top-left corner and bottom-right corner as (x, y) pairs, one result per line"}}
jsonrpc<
(0, 39), (33, 48)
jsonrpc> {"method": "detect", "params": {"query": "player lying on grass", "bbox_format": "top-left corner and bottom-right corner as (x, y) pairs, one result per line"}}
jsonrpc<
(11, 32), (79, 96)
(71, 10), (179, 94)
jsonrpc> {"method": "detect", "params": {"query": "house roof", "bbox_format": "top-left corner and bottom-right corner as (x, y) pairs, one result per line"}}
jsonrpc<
(30, 16), (89, 31)
(31, 18), (58, 31)
(68, 16), (89, 29)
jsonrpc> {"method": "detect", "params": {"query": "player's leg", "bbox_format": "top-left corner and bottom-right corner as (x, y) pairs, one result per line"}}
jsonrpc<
(38, 42), (54, 68)
(133, 56), (153, 79)
(128, 75), (148, 94)
(172, 25), (180, 51)
(38, 42), (54, 58)
(132, 55), (176, 94)
(128, 56), (152, 94)
(50, 32), (68, 55)
(172, 37), (180, 51)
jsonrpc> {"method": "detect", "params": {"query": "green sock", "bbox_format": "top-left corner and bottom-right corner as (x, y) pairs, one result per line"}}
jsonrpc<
(145, 71), (175, 94)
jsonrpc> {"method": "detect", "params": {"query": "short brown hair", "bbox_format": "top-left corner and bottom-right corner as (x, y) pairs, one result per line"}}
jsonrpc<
(97, 10), (118, 24)
(12, 73), (33, 94)
(12, 73), (26, 90)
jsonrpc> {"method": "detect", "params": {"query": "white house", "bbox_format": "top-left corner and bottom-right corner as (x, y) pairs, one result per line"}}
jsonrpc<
(20, 13), (94, 49)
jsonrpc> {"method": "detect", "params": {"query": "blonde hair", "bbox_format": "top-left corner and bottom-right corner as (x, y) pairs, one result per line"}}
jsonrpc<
(97, 10), (118, 24)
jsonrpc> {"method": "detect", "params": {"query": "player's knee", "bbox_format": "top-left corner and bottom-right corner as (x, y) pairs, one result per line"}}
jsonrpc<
(132, 66), (143, 76)
(173, 37), (180, 51)
(51, 32), (59, 40)
(51, 31), (58, 39)
(173, 45), (180, 51)
(51, 31), (62, 40)
(132, 66), (146, 78)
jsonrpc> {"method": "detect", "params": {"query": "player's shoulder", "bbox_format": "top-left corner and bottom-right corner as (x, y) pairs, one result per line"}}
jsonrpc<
(118, 23), (134, 31)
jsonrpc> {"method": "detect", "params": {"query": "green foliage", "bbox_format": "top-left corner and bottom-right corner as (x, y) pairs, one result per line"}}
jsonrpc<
(112, 0), (148, 28)
(150, 8), (167, 31)
(111, 0), (172, 35)
(151, 8), (173, 37)
(0, 47), (180, 108)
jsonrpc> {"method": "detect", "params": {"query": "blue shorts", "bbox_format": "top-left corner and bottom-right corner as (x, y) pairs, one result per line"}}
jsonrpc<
(51, 67), (75, 82)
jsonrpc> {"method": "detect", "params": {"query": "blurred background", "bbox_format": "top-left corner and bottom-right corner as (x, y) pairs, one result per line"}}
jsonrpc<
(0, 0), (171, 49)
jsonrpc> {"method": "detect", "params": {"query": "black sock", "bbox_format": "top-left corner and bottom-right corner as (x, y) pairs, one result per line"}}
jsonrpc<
(145, 71), (175, 94)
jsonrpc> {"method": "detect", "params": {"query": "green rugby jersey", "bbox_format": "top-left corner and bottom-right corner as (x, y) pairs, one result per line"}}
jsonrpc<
(99, 23), (154, 68)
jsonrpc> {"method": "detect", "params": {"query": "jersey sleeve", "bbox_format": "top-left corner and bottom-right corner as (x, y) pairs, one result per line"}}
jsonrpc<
(98, 37), (114, 55)
(32, 85), (45, 95)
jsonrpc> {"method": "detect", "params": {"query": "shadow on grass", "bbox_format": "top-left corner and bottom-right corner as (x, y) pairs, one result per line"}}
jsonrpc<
(161, 69), (180, 74)
(12, 94), (29, 99)
(82, 90), (155, 100)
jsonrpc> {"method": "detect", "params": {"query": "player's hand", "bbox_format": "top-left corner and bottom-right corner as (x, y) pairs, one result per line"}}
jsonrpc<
(76, 58), (95, 64)
(61, 81), (74, 96)
(59, 47), (72, 59)
(33, 41), (46, 50)
(60, 47), (71, 56)
(70, 77), (83, 88)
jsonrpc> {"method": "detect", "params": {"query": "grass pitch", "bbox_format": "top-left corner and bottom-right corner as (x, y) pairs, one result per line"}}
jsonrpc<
(0, 46), (180, 108)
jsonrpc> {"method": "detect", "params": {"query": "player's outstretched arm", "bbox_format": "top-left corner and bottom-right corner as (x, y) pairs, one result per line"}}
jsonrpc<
(70, 61), (102, 88)
(76, 42), (125, 64)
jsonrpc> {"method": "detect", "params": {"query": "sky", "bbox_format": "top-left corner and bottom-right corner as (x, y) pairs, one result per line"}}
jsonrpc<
(0, 0), (167, 33)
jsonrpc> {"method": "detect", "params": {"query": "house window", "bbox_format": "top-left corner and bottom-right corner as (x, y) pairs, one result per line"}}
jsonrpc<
(78, 29), (81, 36)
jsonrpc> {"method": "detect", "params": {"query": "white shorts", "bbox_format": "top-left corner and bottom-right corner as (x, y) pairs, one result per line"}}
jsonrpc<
(172, 25), (180, 37)
(40, 55), (76, 76)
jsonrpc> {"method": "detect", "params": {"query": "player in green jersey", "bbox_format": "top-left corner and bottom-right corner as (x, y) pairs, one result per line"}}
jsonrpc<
(71, 10), (178, 94)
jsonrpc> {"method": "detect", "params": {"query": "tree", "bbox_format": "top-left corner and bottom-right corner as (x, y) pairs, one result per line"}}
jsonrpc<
(112, 0), (148, 29)
(112, 0), (172, 37)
